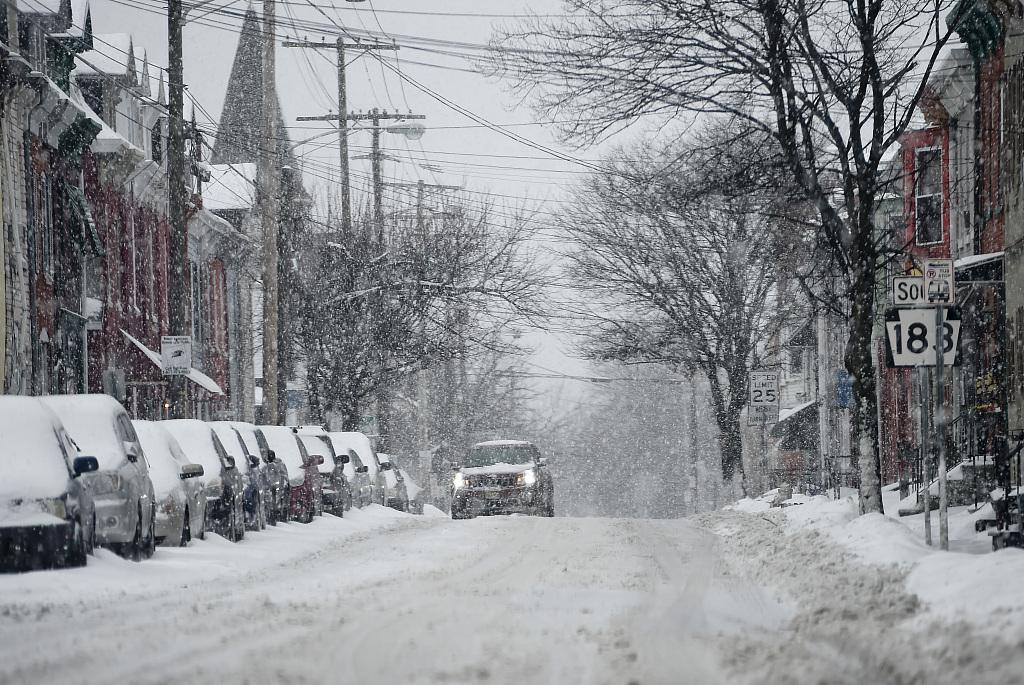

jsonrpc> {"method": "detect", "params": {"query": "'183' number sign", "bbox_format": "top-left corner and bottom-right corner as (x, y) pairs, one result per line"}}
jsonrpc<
(884, 308), (961, 367)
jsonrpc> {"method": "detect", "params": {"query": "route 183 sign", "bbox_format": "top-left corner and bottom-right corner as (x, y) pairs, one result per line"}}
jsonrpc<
(884, 307), (961, 367)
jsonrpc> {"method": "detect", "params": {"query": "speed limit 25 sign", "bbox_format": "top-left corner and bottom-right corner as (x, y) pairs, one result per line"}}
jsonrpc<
(884, 307), (961, 367)
(748, 370), (780, 425)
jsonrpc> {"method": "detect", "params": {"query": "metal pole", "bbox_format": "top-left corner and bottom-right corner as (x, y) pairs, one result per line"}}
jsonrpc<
(936, 304), (949, 550)
(259, 0), (280, 423)
(336, 38), (351, 236)
(371, 109), (384, 246)
(166, 0), (189, 417)
(921, 365), (933, 546)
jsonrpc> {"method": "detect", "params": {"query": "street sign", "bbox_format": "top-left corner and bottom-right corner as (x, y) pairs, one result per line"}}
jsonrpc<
(923, 258), (955, 304)
(883, 308), (961, 367)
(161, 336), (192, 376)
(748, 370), (780, 426)
(892, 276), (926, 307)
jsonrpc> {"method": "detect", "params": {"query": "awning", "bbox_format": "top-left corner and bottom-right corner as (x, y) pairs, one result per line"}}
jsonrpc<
(121, 329), (224, 395)
(771, 400), (818, 437)
(62, 180), (104, 257)
(954, 251), (1003, 270)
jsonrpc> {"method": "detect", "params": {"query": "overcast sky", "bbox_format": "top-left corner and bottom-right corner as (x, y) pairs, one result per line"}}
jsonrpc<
(88, 0), (624, 408)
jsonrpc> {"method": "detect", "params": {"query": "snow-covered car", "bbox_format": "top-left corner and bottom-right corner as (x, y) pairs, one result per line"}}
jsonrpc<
(0, 397), (99, 571)
(132, 420), (206, 546)
(391, 456), (424, 514)
(294, 426), (349, 516)
(295, 435), (330, 518)
(377, 453), (410, 512)
(450, 440), (554, 519)
(327, 433), (370, 508)
(260, 426), (321, 523)
(162, 420), (246, 541)
(230, 422), (288, 525)
(330, 432), (386, 506)
(210, 422), (268, 531)
(39, 394), (157, 560)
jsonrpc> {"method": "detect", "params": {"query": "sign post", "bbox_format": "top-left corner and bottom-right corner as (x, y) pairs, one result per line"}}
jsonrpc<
(749, 370), (779, 491)
(924, 258), (954, 551)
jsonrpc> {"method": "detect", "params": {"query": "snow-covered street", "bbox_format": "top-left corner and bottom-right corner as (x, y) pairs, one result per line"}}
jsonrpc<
(0, 505), (794, 685)
(3, 501), (1022, 684)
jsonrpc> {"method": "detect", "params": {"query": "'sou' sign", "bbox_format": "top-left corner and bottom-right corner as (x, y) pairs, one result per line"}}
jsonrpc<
(748, 370), (780, 426)
(884, 308), (961, 367)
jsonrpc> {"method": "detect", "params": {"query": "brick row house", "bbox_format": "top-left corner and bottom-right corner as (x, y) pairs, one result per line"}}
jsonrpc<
(0, 0), (253, 419)
(877, 0), (1024, 502)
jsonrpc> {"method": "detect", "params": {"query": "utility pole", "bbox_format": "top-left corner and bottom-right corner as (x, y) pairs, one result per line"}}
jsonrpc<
(297, 109), (425, 242)
(166, 0), (188, 417)
(384, 179), (460, 452)
(283, 37), (398, 234)
(259, 0), (280, 424)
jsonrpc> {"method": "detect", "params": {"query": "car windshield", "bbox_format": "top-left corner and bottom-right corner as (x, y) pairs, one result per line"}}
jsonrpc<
(464, 443), (538, 468)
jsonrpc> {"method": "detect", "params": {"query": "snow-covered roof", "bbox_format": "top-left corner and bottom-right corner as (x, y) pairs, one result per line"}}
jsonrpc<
(0, 397), (76, 501)
(777, 400), (817, 425)
(75, 33), (132, 77)
(203, 163), (257, 211)
(15, 0), (61, 15)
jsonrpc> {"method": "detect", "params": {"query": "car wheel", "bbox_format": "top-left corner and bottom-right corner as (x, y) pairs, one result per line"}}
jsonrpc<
(87, 514), (97, 555)
(180, 507), (191, 547)
(129, 507), (144, 562)
(143, 505), (157, 558)
(67, 519), (87, 567)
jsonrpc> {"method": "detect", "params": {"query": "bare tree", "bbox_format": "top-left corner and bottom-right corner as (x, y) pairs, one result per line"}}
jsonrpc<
(560, 128), (799, 491)
(494, 0), (956, 512)
(297, 199), (544, 438)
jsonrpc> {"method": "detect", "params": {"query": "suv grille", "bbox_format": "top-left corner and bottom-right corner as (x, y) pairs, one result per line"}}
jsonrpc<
(466, 473), (519, 488)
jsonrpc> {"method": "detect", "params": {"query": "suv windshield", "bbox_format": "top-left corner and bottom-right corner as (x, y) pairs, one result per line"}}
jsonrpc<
(464, 444), (538, 468)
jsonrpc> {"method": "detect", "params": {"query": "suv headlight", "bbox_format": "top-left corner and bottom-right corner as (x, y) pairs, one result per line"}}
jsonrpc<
(517, 469), (537, 486)
(204, 477), (224, 500)
(452, 472), (466, 490)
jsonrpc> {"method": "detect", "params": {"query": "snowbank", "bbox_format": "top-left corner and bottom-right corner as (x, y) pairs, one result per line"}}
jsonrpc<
(0, 505), (416, 607)
(740, 492), (1024, 637)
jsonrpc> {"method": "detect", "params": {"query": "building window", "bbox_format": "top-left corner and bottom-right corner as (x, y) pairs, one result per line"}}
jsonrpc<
(915, 147), (943, 245)
(151, 120), (163, 163)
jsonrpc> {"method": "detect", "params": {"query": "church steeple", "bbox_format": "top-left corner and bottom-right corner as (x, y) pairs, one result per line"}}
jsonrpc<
(210, 5), (293, 166)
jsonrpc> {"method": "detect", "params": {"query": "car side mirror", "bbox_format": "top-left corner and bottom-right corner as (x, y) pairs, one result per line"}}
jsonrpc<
(225, 456), (236, 470)
(180, 463), (204, 479)
(265, 450), (276, 463)
(339, 454), (350, 464)
(73, 456), (99, 476)
(356, 465), (368, 474)
(248, 455), (260, 469)
(124, 442), (140, 463)
(380, 462), (393, 471)
(317, 455), (325, 465)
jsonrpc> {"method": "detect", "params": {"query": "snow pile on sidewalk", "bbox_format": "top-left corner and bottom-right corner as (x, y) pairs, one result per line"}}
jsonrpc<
(0, 504), (420, 610)
(699, 500), (1024, 685)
